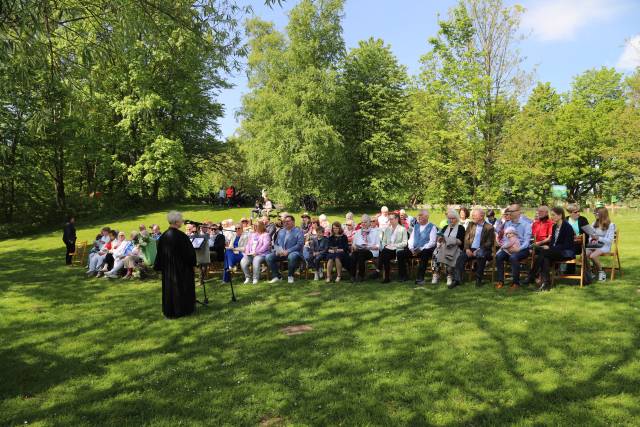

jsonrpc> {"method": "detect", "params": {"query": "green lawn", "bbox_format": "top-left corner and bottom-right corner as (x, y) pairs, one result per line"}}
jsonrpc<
(1, 206), (639, 426)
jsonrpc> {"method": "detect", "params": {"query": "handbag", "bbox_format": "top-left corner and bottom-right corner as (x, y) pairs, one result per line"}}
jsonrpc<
(586, 241), (604, 249)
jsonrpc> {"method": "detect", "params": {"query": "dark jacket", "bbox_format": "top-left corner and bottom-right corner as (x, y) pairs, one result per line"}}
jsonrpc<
(575, 215), (589, 234)
(63, 222), (76, 245)
(550, 220), (576, 258)
(464, 222), (495, 253)
(327, 234), (349, 253)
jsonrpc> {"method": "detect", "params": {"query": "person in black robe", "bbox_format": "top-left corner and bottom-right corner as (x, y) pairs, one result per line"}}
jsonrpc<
(63, 216), (77, 265)
(154, 211), (197, 318)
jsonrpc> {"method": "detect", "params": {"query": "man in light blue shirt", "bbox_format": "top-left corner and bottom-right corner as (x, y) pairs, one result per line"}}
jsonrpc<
(495, 204), (532, 289)
(266, 215), (305, 284)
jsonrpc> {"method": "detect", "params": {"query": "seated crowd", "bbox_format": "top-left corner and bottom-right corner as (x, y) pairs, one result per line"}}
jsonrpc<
(85, 203), (616, 290)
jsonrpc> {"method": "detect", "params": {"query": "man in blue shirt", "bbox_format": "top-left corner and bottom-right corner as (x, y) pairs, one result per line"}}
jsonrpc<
(495, 204), (532, 290)
(456, 208), (495, 287)
(266, 215), (305, 283)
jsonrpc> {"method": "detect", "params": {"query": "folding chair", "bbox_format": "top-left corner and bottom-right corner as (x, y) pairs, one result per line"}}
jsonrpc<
(71, 241), (88, 267)
(551, 234), (585, 287)
(600, 230), (622, 280)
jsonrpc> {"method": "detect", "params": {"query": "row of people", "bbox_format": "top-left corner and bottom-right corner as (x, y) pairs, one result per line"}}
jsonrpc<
(218, 204), (615, 289)
(81, 203), (616, 289)
(85, 224), (161, 278)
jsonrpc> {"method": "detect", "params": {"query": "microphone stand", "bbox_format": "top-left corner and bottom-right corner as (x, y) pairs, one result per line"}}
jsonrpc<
(225, 265), (238, 302)
(196, 264), (209, 306)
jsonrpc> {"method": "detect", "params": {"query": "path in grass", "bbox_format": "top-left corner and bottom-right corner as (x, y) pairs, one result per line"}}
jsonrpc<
(1, 206), (639, 426)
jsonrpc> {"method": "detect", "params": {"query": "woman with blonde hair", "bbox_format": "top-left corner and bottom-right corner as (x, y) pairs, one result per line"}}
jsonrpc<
(586, 207), (616, 282)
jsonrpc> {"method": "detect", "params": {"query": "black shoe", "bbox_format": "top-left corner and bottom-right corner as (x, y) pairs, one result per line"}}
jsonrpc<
(415, 279), (425, 285)
(475, 278), (483, 287)
(536, 283), (549, 292)
(448, 281), (460, 289)
(399, 276), (408, 282)
(381, 278), (390, 284)
(522, 275), (534, 286)
(369, 271), (380, 280)
(584, 270), (594, 285)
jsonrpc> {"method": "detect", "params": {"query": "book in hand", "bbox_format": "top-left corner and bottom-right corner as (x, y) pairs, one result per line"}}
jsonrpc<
(580, 224), (598, 237)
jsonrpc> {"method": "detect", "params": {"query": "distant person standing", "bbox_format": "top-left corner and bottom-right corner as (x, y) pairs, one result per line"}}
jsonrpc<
(218, 187), (225, 207)
(63, 216), (77, 265)
(226, 185), (235, 208)
(153, 211), (197, 319)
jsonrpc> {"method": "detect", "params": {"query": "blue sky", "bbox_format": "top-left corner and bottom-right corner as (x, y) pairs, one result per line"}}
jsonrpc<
(217, 0), (640, 138)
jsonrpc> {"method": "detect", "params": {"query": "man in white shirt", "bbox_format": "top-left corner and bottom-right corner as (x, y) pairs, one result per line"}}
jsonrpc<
(399, 209), (437, 285)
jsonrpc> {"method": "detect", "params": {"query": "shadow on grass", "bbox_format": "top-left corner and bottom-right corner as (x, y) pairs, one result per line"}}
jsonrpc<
(1, 241), (639, 425)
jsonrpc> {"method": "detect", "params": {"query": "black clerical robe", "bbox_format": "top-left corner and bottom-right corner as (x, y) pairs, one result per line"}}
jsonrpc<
(154, 227), (197, 318)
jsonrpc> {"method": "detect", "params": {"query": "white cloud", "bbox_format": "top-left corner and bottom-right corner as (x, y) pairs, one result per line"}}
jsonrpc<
(617, 35), (640, 70)
(522, 0), (628, 42)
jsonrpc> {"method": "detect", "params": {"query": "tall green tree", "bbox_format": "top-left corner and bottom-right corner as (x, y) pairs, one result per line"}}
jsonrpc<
(335, 38), (411, 205)
(239, 0), (345, 207)
(0, 0), (253, 225)
(499, 68), (630, 204)
(411, 0), (527, 204)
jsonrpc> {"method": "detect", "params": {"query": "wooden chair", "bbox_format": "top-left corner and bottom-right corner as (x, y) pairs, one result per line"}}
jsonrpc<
(71, 241), (88, 267)
(551, 234), (585, 287)
(464, 247), (497, 283)
(599, 230), (622, 280)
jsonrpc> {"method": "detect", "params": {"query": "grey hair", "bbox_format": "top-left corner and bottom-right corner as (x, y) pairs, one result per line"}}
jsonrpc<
(361, 214), (371, 223)
(567, 203), (580, 212)
(447, 209), (461, 221)
(418, 209), (429, 216)
(167, 210), (183, 225)
(471, 208), (485, 217)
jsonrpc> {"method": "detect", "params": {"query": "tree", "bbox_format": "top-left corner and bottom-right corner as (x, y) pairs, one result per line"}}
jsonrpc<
(335, 38), (412, 205)
(411, 0), (527, 204)
(0, 0), (252, 226)
(498, 68), (630, 204)
(238, 0), (345, 207)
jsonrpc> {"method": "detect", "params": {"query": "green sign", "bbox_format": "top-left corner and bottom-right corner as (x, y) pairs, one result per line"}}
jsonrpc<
(551, 185), (568, 199)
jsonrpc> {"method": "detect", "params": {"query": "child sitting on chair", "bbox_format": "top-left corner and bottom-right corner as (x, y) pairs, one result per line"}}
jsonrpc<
(498, 226), (520, 256)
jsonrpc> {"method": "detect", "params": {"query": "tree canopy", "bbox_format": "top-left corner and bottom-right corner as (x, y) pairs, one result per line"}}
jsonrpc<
(1, 0), (639, 233)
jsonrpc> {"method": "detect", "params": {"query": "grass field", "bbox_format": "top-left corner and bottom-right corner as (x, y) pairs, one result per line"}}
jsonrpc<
(1, 205), (639, 426)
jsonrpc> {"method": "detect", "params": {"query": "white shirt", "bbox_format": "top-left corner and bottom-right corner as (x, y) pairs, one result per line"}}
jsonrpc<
(378, 214), (389, 230)
(353, 227), (380, 257)
(408, 223), (437, 251)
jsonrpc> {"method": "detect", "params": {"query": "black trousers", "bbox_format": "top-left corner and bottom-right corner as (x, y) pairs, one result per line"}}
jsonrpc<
(537, 247), (573, 284)
(407, 248), (435, 281)
(379, 248), (409, 279)
(104, 253), (115, 271)
(65, 241), (75, 265)
(351, 249), (374, 278)
(457, 249), (490, 282)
